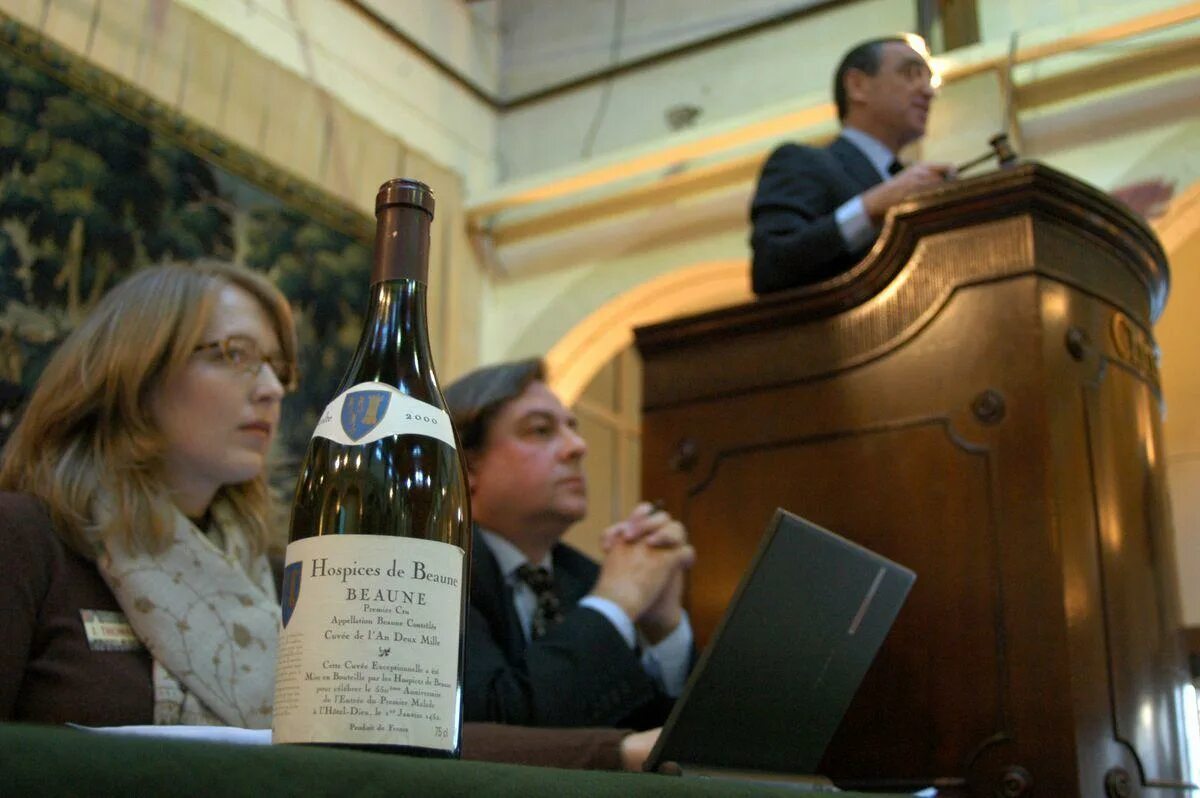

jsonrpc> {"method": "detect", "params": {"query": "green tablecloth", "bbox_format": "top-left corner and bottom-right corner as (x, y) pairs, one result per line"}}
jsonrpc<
(0, 722), (910, 796)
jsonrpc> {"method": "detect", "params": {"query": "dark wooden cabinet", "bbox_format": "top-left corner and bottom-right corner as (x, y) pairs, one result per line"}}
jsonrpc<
(635, 164), (1194, 797)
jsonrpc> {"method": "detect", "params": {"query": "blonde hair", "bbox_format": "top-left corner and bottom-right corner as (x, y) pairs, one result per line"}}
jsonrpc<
(0, 262), (298, 556)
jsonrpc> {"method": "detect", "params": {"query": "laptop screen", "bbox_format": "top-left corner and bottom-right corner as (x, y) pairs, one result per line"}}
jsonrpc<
(645, 509), (916, 776)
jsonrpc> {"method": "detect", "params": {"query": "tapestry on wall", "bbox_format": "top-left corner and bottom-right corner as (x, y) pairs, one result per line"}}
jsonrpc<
(0, 24), (373, 487)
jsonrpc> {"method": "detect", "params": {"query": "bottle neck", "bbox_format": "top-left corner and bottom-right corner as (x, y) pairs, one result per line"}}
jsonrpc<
(372, 204), (431, 285)
(361, 281), (430, 358)
(340, 280), (436, 401)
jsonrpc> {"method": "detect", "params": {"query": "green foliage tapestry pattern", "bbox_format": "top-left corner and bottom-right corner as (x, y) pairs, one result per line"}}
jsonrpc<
(0, 46), (371, 493)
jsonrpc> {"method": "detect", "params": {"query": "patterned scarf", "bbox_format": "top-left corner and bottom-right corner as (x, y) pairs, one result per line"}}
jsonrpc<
(96, 500), (279, 728)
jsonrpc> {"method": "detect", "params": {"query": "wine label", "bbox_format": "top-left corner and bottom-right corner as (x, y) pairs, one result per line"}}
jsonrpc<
(272, 535), (464, 750)
(311, 381), (456, 448)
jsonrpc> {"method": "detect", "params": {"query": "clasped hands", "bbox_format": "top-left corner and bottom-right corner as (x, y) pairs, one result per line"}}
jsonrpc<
(591, 501), (694, 645)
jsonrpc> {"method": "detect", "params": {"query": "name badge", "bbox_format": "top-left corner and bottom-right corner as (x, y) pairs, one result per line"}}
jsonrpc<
(80, 609), (143, 652)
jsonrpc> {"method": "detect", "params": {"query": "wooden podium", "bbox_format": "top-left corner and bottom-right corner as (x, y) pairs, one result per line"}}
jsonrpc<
(635, 163), (1195, 797)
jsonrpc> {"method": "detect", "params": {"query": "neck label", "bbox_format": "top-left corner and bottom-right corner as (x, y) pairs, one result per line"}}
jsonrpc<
(312, 382), (456, 449)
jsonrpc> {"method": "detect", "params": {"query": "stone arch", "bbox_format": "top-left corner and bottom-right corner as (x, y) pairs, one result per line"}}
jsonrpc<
(545, 260), (751, 405)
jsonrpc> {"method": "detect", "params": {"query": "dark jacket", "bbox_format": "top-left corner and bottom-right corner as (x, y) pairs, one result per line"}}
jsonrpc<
(749, 135), (886, 294)
(464, 527), (674, 729)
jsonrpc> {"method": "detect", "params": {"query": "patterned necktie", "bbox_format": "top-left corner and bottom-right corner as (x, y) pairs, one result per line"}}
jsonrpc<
(516, 564), (564, 640)
(888, 159), (904, 176)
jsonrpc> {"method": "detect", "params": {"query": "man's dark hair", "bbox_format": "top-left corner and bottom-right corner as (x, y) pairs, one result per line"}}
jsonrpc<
(444, 358), (546, 455)
(833, 36), (910, 121)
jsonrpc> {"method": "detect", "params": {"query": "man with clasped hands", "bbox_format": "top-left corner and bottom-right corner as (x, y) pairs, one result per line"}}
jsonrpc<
(750, 35), (953, 294)
(445, 359), (694, 729)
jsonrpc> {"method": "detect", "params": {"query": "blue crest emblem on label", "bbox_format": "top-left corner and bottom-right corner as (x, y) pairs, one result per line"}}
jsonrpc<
(281, 562), (302, 628)
(341, 389), (391, 442)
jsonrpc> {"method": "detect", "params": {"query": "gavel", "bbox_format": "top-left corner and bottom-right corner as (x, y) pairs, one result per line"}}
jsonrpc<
(955, 133), (1018, 176)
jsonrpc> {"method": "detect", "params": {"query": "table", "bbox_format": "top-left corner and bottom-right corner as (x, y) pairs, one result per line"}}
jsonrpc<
(0, 722), (911, 796)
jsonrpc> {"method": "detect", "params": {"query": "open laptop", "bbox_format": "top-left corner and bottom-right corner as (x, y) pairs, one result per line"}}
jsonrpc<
(644, 508), (916, 786)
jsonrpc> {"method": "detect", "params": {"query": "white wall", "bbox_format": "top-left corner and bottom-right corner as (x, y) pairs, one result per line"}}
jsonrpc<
(175, 0), (501, 192)
(496, 0), (830, 98)
(977, 0), (1190, 40)
(481, 227), (747, 364)
(496, 0), (915, 181)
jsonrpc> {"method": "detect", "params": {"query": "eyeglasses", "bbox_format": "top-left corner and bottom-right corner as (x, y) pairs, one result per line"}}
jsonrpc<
(193, 335), (296, 388)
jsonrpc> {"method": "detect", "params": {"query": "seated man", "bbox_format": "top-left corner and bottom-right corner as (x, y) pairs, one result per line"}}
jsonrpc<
(446, 359), (694, 729)
(750, 35), (951, 294)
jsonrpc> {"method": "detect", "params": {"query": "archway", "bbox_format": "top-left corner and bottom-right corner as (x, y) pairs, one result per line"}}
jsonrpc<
(1153, 177), (1200, 634)
(545, 259), (751, 405)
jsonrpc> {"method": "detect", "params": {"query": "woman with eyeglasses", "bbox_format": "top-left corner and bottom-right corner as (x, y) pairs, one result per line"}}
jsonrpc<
(0, 262), (652, 771)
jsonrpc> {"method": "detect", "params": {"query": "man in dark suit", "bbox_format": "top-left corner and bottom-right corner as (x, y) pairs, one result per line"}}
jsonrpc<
(445, 359), (694, 729)
(750, 35), (953, 294)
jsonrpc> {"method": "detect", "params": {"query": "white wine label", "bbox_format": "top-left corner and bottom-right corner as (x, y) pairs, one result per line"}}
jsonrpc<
(272, 535), (464, 750)
(311, 381), (456, 449)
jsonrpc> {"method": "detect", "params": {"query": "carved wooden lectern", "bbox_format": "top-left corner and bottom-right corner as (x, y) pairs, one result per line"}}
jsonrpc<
(635, 163), (1194, 797)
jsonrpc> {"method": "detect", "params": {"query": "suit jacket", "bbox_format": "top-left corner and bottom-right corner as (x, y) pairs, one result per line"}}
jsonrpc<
(464, 527), (674, 729)
(749, 135), (886, 294)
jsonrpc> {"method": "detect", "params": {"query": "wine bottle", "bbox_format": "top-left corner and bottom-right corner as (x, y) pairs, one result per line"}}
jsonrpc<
(272, 179), (471, 757)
